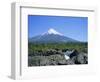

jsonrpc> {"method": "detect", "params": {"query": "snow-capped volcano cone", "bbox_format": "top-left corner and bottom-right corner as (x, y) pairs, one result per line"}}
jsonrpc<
(29, 28), (78, 43)
(43, 28), (63, 36)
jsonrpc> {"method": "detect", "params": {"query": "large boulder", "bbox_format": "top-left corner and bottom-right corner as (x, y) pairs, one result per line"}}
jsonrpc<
(75, 53), (88, 64)
(66, 59), (75, 65)
(68, 53), (88, 64)
(69, 50), (79, 58)
(58, 60), (67, 65)
(64, 49), (79, 59)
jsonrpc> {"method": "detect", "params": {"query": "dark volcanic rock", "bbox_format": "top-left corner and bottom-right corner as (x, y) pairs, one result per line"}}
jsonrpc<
(63, 49), (88, 64)
(75, 53), (88, 64)
(28, 49), (88, 66)
(69, 50), (79, 58)
(66, 59), (75, 65)
(58, 60), (67, 65)
(67, 53), (88, 64)
(64, 49), (79, 58)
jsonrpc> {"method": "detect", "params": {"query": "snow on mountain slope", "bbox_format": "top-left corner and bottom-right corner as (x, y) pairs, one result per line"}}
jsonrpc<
(45, 28), (63, 35)
(29, 28), (78, 43)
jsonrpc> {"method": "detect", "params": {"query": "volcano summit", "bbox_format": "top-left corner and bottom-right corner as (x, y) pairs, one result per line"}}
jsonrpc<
(29, 28), (78, 43)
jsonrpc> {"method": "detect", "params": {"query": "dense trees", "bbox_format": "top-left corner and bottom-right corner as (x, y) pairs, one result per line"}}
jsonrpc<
(28, 42), (87, 56)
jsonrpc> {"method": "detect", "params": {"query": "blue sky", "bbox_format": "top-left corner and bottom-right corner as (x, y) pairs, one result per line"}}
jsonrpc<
(28, 15), (88, 42)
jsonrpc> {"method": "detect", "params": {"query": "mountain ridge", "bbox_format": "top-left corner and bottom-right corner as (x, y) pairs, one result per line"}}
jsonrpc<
(29, 28), (79, 43)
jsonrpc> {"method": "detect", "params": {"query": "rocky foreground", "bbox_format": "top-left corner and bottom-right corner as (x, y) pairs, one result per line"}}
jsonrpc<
(28, 49), (88, 66)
